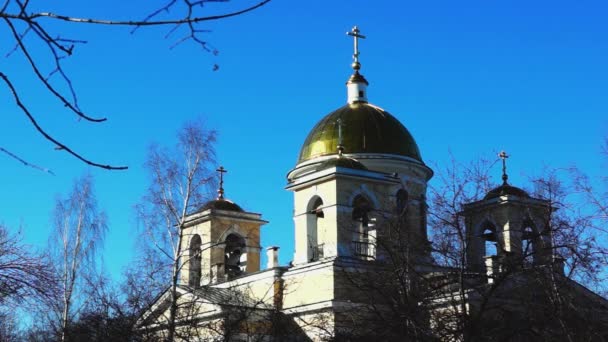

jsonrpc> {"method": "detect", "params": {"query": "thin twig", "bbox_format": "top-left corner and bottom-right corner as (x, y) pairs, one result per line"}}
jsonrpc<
(0, 146), (55, 174)
(26, 0), (271, 26)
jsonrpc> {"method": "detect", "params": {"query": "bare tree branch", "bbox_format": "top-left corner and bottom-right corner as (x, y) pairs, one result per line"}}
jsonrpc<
(0, 146), (55, 174)
(23, 1), (270, 26)
(1, 0), (271, 170)
(0, 73), (128, 170)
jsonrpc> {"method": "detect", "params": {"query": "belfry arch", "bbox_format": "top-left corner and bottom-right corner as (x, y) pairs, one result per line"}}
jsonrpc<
(352, 194), (375, 259)
(396, 189), (409, 217)
(307, 196), (325, 261)
(189, 234), (202, 287)
(224, 233), (246, 278)
(481, 223), (498, 258)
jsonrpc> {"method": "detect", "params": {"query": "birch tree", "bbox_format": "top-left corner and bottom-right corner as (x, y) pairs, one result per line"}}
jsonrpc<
(48, 174), (107, 342)
(135, 119), (217, 341)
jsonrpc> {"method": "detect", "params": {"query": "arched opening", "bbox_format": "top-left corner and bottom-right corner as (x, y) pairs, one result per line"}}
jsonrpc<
(522, 225), (535, 266)
(307, 197), (324, 261)
(352, 195), (375, 259)
(396, 189), (409, 218)
(188, 234), (202, 287)
(224, 234), (246, 278)
(482, 226), (498, 257)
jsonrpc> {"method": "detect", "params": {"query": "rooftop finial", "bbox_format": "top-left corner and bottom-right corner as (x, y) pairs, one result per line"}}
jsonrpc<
(336, 118), (344, 157)
(216, 166), (228, 199)
(345, 26), (369, 103)
(498, 151), (509, 185)
(347, 26), (366, 71)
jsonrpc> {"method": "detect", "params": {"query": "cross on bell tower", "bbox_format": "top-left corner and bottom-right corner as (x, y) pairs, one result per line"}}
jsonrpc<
(216, 166), (227, 199)
(498, 151), (509, 185)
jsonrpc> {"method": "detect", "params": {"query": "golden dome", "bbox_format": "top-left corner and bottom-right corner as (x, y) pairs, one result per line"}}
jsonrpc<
(298, 102), (423, 164)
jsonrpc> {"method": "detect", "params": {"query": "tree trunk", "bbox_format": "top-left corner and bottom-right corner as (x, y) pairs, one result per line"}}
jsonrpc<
(167, 225), (185, 342)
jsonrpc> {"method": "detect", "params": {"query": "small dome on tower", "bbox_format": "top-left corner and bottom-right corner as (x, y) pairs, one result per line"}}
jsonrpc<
(198, 198), (244, 212)
(197, 165), (244, 212)
(484, 151), (529, 200)
(484, 184), (530, 200)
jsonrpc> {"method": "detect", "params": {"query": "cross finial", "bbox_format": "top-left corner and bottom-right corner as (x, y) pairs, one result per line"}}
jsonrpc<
(216, 166), (228, 199)
(336, 118), (344, 157)
(498, 151), (509, 185)
(347, 26), (366, 71)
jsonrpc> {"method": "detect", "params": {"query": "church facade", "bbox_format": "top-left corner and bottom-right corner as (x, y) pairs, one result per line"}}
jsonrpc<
(137, 27), (608, 341)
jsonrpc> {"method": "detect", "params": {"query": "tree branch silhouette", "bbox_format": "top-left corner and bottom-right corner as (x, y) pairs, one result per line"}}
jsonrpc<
(1, 0), (271, 171)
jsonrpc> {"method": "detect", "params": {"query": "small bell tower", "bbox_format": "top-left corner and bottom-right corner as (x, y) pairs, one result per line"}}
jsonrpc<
(461, 152), (554, 275)
(180, 166), (267, 286)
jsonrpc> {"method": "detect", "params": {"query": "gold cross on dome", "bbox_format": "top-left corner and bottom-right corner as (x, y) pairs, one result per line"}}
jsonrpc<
(216, 166), (227, 199)
(336, 118), (344, 156)
(347, 26), (366, 69)
(498, 151), (509, 185)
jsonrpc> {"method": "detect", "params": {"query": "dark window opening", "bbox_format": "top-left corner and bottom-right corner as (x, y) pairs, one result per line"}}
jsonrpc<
(522, 226), (535, 266)
(396, 189), (409, 217)
(352, 195), (375, 259)
(224, 234), (246, 278)
(188, 234), (202, 287)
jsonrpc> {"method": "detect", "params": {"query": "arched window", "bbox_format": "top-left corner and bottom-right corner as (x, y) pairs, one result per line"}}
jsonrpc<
(522, 225), (535, 266)
(224, 234), (246, 278)
(188, 234), (202, 287)
(352, 195), (375, 258)
(352, 195), (372, 228)
(396, 189), (408, 217)
(482, 227), (498, 257)
(307, 197), (324, 261)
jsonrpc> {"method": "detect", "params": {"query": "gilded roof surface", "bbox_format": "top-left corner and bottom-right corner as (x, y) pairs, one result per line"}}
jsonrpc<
(298, 102), (422, 163)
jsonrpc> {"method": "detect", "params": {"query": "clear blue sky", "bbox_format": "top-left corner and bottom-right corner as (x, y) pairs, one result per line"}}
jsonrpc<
(1, 0), (607, 280)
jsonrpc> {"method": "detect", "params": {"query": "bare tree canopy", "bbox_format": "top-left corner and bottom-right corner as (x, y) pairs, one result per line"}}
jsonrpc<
(0, 224), (55, 304)
(0, 224), (56, 341)
(0, 0), (270, 171)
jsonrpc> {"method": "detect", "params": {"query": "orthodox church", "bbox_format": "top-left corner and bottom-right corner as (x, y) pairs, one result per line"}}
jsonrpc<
(137, 27), (608, 341)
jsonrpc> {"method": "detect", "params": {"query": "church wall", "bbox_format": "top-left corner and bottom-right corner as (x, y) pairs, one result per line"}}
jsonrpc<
(282, 261), (336, 310)
(289, 309), (336, 341)
(216, 270), (283, 308)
